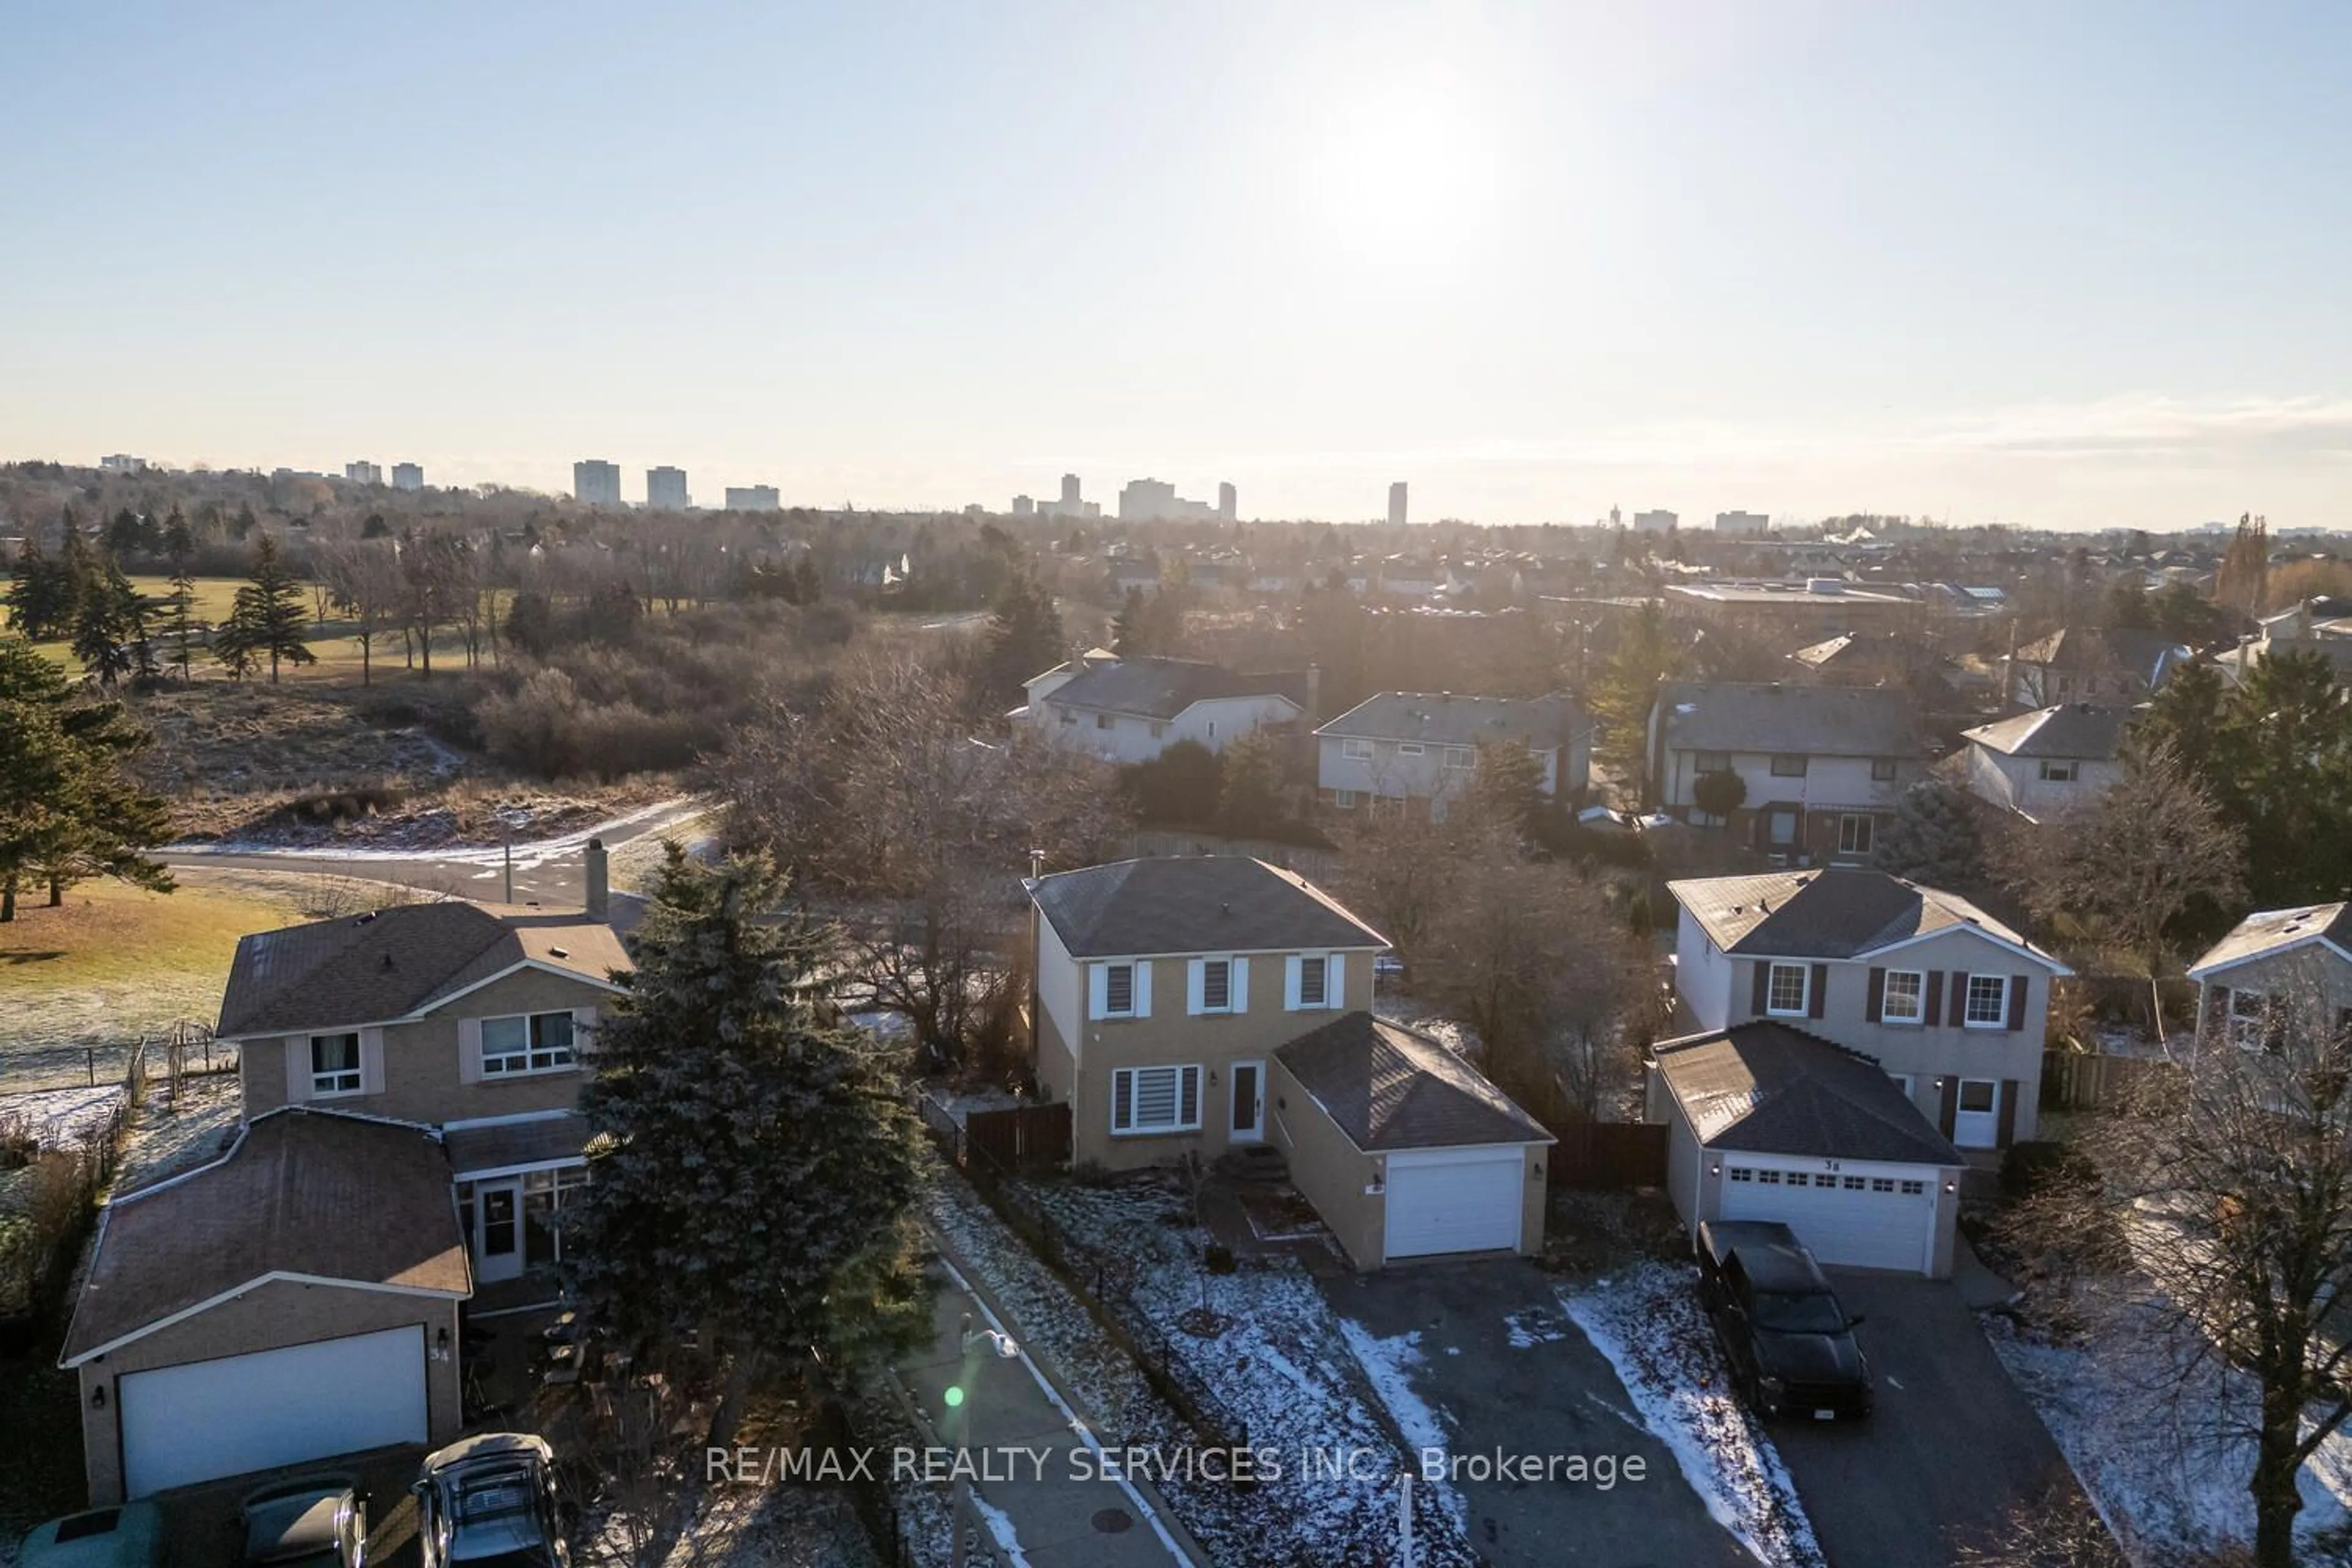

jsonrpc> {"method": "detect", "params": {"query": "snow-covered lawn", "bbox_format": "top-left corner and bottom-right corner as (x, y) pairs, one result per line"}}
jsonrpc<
(1333, 1320), (1468, 1534)
(1560, 1261), (1824, 1568)
(0, 1084), (124, 1153)
(113, 1072), (241, 1193)
(1988, 1301), (2352, 1563)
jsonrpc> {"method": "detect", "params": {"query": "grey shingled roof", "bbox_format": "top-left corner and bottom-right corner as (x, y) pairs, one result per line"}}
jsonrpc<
(1276, 1012), (1552, 1151)
(2013, 626), (2188, 682)
(1963, 704), (2132, 760)
(1654, 681), (1926, 758)
(2187, 903), (2352, 978)
(443, 1112), (589, 1177)
(217, 903), (630, 1039)
(1668, 868), (2048, 962)
(1042, 657), (1302, 721)
(1028, 857), (1387, 958)
(1314, 691), (1588, 748)
(65, 1109), (470, 1362)
(1653, 1022), (1963, 1166)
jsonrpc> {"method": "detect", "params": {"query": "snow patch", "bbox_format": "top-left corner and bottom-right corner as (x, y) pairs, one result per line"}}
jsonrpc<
(1504, 1305), (1566, 1349)
(963, 1491), (1033, 1567)
(1335, 1321), (1468, 1533)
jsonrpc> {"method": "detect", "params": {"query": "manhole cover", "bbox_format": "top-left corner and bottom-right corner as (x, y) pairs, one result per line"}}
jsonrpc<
(1091, 1507), (1136, 1534)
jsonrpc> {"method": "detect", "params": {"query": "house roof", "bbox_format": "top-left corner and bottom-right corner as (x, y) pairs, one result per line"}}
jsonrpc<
(1275, 1011), (1552, 1151)
(1653, 1022), (1964, 1166)
(1962, 703), (2132, 761)
(1314, 691), (1587, 748)
(1039, 656), (1302, 722)
(443, 1112), (589, 1177)
(64, 1109), (469, 1363)
(1028, 857), (1387, 959)
(1789, 629), (1951, 676)
(1668, 868), (2058, 965)
(2013, 626), (2188, 682)
(2187, 903), (2352, 979)
(217, 902), (630, 1039)
(1653, 681), (1926, 759)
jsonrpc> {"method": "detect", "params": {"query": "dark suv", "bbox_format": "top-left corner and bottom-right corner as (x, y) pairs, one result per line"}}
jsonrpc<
(1696, 1219), (1872, 1422)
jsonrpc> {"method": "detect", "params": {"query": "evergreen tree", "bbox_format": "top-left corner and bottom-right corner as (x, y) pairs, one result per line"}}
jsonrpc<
(791, 556), (822, 605)
(55, 519), (96, 622)
(1870, 777), (1988, 892)
(0, 636), (173, 920)
(1591, 600), (1686, 796)
(162, 515), (199, 684)
(4, 532), (67, 639)
(562, 848), (923, 1417)
(70, 567), (138, 686)
(975, 565), (1064, 712)
(221, 535), (315, 683)
(1468, 738), (1547, 838)
(1217, 727), (1289, 837)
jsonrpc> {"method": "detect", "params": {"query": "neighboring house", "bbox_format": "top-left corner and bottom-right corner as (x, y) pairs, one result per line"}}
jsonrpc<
(1646, 681), (1929, 864)
(1787, 629), (1959, 702)
(1957, 704), (2130, 820)
(62, 857), (630, 1506)
(1026, 856), (1551, 1268)
(1313, 691), (1591, 818)
(1025, 655), (1306, 764)
(2214, 597), (2352, 688)
(2186, 903), (2352, 1049)
(2005, 626), (2191, 709)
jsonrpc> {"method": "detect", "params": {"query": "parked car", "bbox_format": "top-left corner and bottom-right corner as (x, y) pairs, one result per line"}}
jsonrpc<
(242, 1474), (366, 1566)
(1695, 1219), (1872, 1421)
(413, 1433), (568, 1568)
(17, 1502), (165, 1568)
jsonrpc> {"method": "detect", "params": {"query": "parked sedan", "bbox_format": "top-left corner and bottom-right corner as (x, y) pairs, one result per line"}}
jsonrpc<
(17, 1502), (165, 1568)
(1697, 1219), (1872, 1421)
(413, 1433), (569, 1568)
(241, 1474), (366, 1566)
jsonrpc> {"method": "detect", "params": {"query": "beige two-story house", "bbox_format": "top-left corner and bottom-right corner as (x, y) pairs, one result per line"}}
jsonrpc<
(1026, 856), (1552, 1268)
(63, 881), (628, 1506)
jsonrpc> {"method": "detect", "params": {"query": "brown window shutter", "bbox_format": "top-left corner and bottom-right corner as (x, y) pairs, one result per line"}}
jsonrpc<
(1996, 1079), (2020, 1147)
(1949, 971), (1971, 1027)
(2008, 976), (2030, 1033)
(1751, 961), (1770, 1017)
(1924, 971), (1944, 1026)
(1808, 963), (1828, 1019)
(1938, 1076), (1959, 1138)
(1866, 967), (1887, 1022)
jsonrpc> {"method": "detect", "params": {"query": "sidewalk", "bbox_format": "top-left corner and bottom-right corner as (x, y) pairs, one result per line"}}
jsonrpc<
(896, 1234), (1202, 1567)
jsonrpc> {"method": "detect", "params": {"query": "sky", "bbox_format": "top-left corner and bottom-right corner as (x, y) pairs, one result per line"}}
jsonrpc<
(4, 1), (2348, 529)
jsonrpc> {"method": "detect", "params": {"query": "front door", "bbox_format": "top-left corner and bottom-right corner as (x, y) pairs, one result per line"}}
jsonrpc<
(475, 1179), (523, 1283)
(1229, 1060), (1264, 1144)
(1953, 1079), (2000, 1148)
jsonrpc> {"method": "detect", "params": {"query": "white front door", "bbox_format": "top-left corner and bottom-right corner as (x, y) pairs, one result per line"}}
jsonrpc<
(475, 1178), (524, 1283)
(1953, 1079), (2000, 1149)
(1229, 1061), (1264, 1144)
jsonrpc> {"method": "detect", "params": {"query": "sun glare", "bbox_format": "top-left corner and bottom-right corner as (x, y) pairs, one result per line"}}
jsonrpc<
(1295, 79), (1506, 270)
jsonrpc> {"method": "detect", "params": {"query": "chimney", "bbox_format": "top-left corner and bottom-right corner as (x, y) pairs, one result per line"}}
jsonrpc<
(1027, 848), (1046, 881)
(585, 837), (609, 921)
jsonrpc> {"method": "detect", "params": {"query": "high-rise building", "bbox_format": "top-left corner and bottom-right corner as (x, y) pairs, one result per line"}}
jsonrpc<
(1633, 509), (1679, 534)
(1012, 494), (1035, 516)
(1218, 481), (1237, 522)
(1388, 481), (1408, 528)
(573, 459), (624, 507)
(1060, 473), (1082, 507)
(1040, 475), (1099, 520)
(392, 462), (424, 491)
(99, 454), (147, 473)
(1714, 510), (1770, 536)
(646, 466), (690, 511)
(724, 484), (781, 511)
(345, 460), (382, 485)
(1118, 477), (1221, 522)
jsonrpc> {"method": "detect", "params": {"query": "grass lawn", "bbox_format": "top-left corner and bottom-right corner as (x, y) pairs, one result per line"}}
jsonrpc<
(0, 874), (308, 1093)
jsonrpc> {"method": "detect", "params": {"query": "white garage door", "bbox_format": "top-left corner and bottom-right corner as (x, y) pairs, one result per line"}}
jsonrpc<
(1718, 1158), (1940, 1274)
(120, 1324), (429, 1498)
(1385, 1148), (1525, 1261)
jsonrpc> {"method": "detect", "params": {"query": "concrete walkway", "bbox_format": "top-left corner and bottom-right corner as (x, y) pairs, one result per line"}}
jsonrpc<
(897, 1238), (1201, 1567)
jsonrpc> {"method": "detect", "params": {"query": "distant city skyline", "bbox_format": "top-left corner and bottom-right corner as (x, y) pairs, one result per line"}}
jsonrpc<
(7, 3), (2348, 530)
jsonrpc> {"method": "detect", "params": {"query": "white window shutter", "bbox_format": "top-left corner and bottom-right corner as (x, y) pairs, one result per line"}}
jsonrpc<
(284, 1038), (310, 1104)
(1231, 957), (1250, 1012)
(358, 1028), (386, 1096)
(1089, 964), (1109, 1021)
(1284, 956), (1303, 1010)
(1134, 960), (1152, 1019)
(573, 1006), (599, 1058)
(1187, 960), (1206, 1016)
(1327, 954), (1346, 1008)
(458, 1016), (484, 1085)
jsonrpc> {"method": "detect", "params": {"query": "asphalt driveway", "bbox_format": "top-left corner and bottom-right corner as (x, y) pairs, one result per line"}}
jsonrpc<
(1771, 1272), (2082, 1568)
(1322, 1260), (1750, 1568)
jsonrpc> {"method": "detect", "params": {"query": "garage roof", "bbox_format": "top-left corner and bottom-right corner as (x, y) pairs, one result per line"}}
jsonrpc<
(1029, 857), (1387, 958)
(1653, 1022), (1962, 1166)
(1276, 1011), (1552, 1152)
(64, 1109), (469, 1365)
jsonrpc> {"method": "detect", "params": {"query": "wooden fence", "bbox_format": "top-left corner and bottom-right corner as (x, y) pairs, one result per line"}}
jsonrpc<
(1550, 1107), (1670, 1189)
(916, 1095), (1071, 1175)
(2042, 1050), (2176, 1114)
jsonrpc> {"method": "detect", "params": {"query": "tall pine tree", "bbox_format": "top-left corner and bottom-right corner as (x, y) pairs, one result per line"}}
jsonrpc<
(0, 636), (173, 919)
(220, 535), (315, 683)
(975, 564), (1065, 713)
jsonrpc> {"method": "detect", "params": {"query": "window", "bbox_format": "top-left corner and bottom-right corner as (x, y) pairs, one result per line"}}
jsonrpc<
(1871, 1177), (1897, 1193)
(1786, 1172), (1810, 1188)
(1842, 1175), (1866, 1191)
(1058, 710), (1076, 726)
(1963, 974), (2010, 1028)
(1194, 957), (1238, 1014)
(1332, 788), (1359, 809)
(1104, 963), (1136, 1017)
(1149, 721), (1167, 739)
(1112, 1065), (1202, 1135)
(1871, 757), (1899, 782)
(1888, 1072), (1914, 1098)
(1298, 955), (1329, 1008)
(1770, 753), (1809, 777)
(2230, 989), (2273, 1052)
(1396, 742), (1425, 756)
(1767, 809), (1798, 847)
(1899, 1179), (1928, 1196)
(1341, 737), (1374, 761)
(481, 1012), (576, 1075)
(1444, 745), (1474, 770)
(2038, 759), (2078, 782)
(1095, 713), (1114, 730)
(1882, 970), (1926, 1023)
(1838, 813), (1875, 856)
(309, 1032), (361, 1096)
(522, 1164), (590, 1267)
(1766, 963), (1810, 1017)
(1728, 1167), (1755, 1183)
(1959, 1080), (1997, 1113)
(1694, 750), (1733, 774)
(1757, 1169), (1783, 1185)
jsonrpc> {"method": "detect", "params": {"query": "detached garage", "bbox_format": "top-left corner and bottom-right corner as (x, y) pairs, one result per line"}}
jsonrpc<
(1649, 1021), (1964, 1279)
(1272, 1013), (1553, 1269)
(63, 1110), (470, 1504)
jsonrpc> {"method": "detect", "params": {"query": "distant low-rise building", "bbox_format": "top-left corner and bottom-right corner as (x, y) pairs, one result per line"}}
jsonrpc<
(723, 484), (781, 511)
(1314, 692), (1591, 818)
(1664, 579), (1922, 642)
(1714, 510), (1770, 536)
(1118, 477), (1223, 522)
(1633, 509), (1678, 534)
(99, 454), (147, 473)
(1957, 704), (2130, 821)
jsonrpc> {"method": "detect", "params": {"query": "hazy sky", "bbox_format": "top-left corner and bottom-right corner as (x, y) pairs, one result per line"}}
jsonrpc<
(6, 1), (2347, 528)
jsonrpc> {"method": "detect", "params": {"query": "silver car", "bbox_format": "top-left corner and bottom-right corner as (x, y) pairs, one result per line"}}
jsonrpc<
(412, 1434), (568, 1568)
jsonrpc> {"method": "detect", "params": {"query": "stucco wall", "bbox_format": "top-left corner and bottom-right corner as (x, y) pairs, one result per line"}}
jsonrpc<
(1268, 1057), (1384, 1268)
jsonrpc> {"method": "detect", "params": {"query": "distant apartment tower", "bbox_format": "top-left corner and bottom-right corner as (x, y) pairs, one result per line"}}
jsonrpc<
(573, 459), (624, 507)
(391, 462), (424, 492)
(1389, 481), (1408, 528)
(345, 460), (383, 486)
(1040, 475), (1100, 520)
(1714, 510), (1770, 536)
(1633, 509), (1679, 534)
(646, 466), (690, 511)
(724, 484), (780, 511)
(1218, 481), (1237, 522)
(1061, 473), (1082, 507)
(1119, 477), (1222, 522)
(99, 454), (146, 474)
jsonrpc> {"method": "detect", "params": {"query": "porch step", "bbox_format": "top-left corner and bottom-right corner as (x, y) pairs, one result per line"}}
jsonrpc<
(1214, 1144), (1289, 1186)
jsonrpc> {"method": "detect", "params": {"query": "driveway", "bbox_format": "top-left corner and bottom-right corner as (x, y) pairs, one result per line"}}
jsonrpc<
(1771, 1272), (2082, 1568)
(1322, 1261), (1751, 1568)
